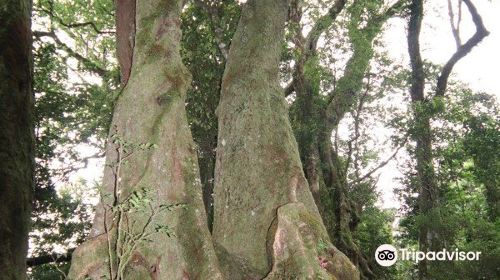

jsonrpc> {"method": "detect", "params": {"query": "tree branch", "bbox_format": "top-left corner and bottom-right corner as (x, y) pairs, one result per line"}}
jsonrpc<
(62, 21), (115, 34)
(283, 0), (347, 96)
(26, 249), (74, 267)
(60, 151), (106, 179)
(436, 0), (489, 97)
(36, 7), (115, 34)
(350, 134), (409, 186)
(324, 0), (406, 131)
(447, 0), (462, 49)
(304, 0), (347, 55)
(345, 75), (372, 177)
(33, 30), (108, 77)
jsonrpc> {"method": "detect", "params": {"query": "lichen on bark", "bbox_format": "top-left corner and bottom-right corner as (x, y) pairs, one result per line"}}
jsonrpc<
(67, 1), (222, 279)
(212, 0), (359, 279)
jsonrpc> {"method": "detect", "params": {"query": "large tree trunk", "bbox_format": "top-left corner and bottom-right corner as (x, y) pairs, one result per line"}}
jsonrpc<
(212, 0), (358, 279)
(68, 1), (222, 279)
(0, 0), (34, 279)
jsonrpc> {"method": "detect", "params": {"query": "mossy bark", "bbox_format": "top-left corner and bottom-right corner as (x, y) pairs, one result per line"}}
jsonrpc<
(212, 0), (358, 279)
(67, 1), (222, 279)
(0, 0), (34, 279)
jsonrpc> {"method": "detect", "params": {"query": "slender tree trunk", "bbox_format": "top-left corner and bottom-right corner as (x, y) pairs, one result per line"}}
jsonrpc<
(212, 0), (358, 279)
(68, 1), (222, 279)
(0, 0), (34, 279)
(319, 32), (377, 279)
(408, 1), (439, 278)
(407, 0), (488, 278)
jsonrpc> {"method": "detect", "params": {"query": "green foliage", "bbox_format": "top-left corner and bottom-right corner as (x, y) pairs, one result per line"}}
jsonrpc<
(29, 183), (93, 279)
(35, 0), (116, 76)
(180, 0), (240, 229)
(398, 83), (500, 279)
(26, 1), (498, 279)
(29, 0), (117, 278)
(354, 206), (403, 279)
(29, 262), (70, 280)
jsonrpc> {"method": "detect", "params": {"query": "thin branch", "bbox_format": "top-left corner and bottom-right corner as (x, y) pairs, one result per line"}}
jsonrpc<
(436, 0), (489, 97)
(33, 30), (108, 77)
(36, 7), (115, 34)
(344, 75), (372, 176)
(104, 206), (115, 280)
(61, 21), (115, 34)
(350, 134), (409, 186)
(304, 0), (347, 55)
(447, 0), (462, 49)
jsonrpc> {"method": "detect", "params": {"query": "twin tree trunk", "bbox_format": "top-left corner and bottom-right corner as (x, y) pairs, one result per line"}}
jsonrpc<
(0, 0), (34, 279)
(69, 0), (358, 279)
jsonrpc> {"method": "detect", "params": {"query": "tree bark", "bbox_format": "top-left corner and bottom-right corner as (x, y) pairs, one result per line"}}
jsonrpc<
(68, 1), (222, 279)
(116, 0), (136, 86)
(212, 0), (358, 279)
(407, 2), (439, 279)
(0, 0), (34, 279)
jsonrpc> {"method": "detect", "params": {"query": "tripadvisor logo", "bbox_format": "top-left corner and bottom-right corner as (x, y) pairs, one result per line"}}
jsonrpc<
(375, 244), (398, 266)
(375, 244), (482, 266)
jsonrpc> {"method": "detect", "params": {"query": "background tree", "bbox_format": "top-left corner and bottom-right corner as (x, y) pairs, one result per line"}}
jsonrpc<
(0, 0), (34, 278)
(406, 0), (488, 278)
(27, 0), (116, 276)
(397, 81), (500, 279)
(283, 0), (406, 277)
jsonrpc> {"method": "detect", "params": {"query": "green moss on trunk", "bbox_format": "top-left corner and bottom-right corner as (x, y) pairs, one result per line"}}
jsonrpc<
(212, 0), (358, 279)
(68, 1), (221, 279)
